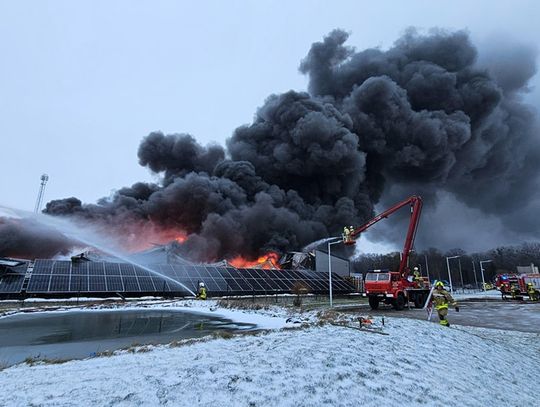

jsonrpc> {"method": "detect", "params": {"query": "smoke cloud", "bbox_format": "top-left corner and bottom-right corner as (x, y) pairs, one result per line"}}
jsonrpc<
(4, 27), (537, 261)
(0, 217), (79, 259)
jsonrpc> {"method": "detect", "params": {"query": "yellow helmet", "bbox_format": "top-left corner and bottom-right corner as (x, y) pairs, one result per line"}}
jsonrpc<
(435, 281), (444, 288)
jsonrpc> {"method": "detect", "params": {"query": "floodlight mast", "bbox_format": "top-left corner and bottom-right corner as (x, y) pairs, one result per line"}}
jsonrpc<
(34, 174), (49, 214)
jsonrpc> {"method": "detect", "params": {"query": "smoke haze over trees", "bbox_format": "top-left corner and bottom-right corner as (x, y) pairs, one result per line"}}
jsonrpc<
(3, 28), (539, 261)
(351, 242), (540, 287)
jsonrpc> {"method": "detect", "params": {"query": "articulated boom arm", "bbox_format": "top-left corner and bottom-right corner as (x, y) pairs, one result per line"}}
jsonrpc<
(347, 195), (423, 277)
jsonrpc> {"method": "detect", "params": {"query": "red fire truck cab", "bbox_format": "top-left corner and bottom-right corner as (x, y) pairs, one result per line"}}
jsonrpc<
(365, 270), (430, 310)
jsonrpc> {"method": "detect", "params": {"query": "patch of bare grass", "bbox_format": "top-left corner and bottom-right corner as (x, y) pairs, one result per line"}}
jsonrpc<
(212, 330), (234, 339)
(216, 299), (270, 311)
(23, 356), (71, 366)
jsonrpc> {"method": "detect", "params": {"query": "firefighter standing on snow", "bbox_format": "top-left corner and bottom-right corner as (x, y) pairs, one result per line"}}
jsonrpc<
(433, 281), (459, 327)
(196, 282), (207, 300)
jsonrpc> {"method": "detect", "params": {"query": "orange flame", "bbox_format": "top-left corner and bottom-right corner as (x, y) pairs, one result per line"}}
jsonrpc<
(229, 252), (281, 269)
(117, 224), (188, 252)
(174, 235), (187, 244)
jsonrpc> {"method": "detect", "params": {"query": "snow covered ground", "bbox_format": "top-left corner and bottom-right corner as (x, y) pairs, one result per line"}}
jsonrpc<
(1, 302), (539, 407)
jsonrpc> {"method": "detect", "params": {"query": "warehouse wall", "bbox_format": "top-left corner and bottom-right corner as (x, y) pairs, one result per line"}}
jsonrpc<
(315, 250), (350, 277)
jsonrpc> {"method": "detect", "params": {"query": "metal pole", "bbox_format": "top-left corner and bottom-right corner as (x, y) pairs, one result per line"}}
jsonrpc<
(424, 254), (430, 283)
(472, 261), (478, 291)
(327, 238), (341, 308)
(479, 260), (492, 292)
(480, 262), (486, 292)
(445, 256), (455, 294)
(327, 241), (333, 308)
(34, 174), (49, 213)
(458, 258), (464, 293)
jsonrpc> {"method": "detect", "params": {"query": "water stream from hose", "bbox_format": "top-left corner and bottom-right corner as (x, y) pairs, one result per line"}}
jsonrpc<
(0, 205), (197, 296)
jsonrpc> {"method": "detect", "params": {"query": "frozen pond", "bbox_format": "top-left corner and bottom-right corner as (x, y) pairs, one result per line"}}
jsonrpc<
(0, 309), (256, 367)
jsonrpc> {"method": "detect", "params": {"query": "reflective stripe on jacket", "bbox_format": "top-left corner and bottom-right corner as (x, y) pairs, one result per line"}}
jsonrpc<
(432, 289), (456, 310)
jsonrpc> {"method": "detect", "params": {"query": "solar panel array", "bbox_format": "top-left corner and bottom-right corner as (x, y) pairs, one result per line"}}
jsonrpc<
(25, 259), (187, 294)
(153, 264), (353, 295)
(1, 259), (355, 296)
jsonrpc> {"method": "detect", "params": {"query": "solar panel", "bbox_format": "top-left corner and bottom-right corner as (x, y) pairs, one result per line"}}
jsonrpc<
(52, 261), (71, 275)
(181, 265), (199, 279)
(119, 263), (136, 276)
(88, 263), (105, 276)
(104, 263), (121, 276)
(106, 276), (123, 291)
(88, 276), (106, 291)
(138, 277), (156, 291)
(224, 268), (253, 291)
(69, 275), (88, 292)
(71, 262), (88, 275)
(32, 259), (54, 274)
(49, 275), (71, 292)
(173, 276), (197, 293)
(151, 276), (170, 292)
(155, 264), (176, 279)
(0, 274), (25, 293)
(135, 266), (153, 278)
(27, 274), (51, 292)
(123, 277), (140, 292)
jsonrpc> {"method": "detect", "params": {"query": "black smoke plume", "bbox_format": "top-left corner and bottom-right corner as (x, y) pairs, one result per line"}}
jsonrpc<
(28, 28), (540, 260)
(0, 217), (79, 259)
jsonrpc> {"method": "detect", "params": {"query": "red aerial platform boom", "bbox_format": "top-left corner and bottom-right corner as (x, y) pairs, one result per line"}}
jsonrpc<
(343, 195), (423, 278)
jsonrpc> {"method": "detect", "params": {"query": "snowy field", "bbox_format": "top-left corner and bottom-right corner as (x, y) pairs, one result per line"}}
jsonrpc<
(1, 301), (539, 407)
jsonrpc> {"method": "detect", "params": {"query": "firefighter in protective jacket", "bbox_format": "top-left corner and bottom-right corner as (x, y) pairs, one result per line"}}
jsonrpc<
(432, 281), (459, 327)
(527, 283), (539, 301)
(413, 267), (424, 288)
(196, 282), (207, 300)
(511, 284), (520, 300)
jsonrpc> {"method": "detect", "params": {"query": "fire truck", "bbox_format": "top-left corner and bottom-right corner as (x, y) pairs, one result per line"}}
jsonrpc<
(344, 195), (430, 310)
(495, 272), (540, 299)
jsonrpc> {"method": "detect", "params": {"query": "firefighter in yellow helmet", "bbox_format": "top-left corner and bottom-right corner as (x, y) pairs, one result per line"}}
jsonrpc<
(196, 282), (207, 300)
(413, 267), (424, 288)
(343, 226), (350, 240)
(432, 281), (458, 327)
(343, 226), (356, 244)
(527, 283), (539, 301)
(510, 283), (520, 300)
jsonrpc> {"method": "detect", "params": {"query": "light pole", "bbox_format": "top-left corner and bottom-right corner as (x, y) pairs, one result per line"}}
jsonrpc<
(424, 254), (430, 283)
(458, 258), (464, 293)
(327, 237), (342, 307)
(480, 260), (492, 291)
(445, 255), (460, 294)
(472, 260), (478, 291)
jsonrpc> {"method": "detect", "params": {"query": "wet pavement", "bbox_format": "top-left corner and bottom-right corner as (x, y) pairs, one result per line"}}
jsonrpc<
(341, 300), (540, 333)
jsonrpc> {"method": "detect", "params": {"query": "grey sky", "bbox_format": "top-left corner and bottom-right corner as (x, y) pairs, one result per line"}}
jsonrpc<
(1, 0), (539, 214)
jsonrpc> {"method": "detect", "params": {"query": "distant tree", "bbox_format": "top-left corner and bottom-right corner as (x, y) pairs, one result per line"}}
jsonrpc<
(351, 242), (540, 286)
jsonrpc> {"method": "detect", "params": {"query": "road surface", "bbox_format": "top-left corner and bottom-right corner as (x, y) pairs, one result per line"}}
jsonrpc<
(341, 301), (540, 333)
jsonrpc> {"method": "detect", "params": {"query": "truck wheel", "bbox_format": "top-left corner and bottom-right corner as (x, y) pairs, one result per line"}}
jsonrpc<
(368, 296), (379, 310)
(414, 294), (424, 308)
(393, 293), (405, 310)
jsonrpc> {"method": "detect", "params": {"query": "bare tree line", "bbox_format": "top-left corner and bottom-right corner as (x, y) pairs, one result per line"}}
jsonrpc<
(351, 242), (540, 287)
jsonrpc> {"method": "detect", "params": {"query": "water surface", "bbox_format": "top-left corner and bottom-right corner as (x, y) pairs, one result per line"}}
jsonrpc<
(0, 309), (255, 367)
